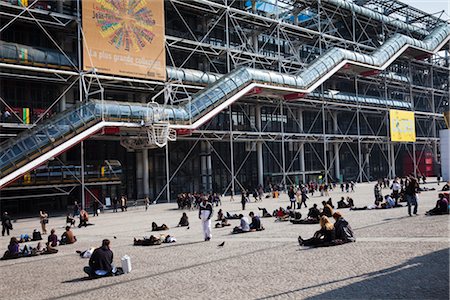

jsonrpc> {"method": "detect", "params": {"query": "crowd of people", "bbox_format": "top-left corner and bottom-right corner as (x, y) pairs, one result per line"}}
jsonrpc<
(1, 175), (447, 279)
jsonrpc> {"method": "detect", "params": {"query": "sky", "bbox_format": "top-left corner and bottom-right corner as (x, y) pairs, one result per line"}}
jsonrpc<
(401, 0), (450, 21)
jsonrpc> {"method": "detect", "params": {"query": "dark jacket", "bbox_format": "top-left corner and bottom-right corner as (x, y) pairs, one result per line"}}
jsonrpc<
(89, 246), (113, 273)
(334, 217), (355, 242)
(317, 228), (335, 243)
(250, 216), (261, 230)
(307, 207), (320, 220)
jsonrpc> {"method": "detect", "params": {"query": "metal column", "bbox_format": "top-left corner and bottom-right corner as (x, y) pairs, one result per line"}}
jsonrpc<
(255, 103), (263, 187)
(200, 141), (212, 193)
(136, 150), (144, 199)
(142, 149), (149, 198)
(165, 143), (171, 202)
(333, 112), (340, 182)
(298, 109), (305, 184)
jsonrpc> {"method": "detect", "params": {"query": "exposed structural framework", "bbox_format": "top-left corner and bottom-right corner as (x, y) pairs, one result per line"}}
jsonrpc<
(0, 0), (449, 211)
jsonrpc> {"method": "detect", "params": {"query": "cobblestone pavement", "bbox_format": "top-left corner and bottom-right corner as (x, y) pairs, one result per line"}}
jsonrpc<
(0, 181), (448, 299)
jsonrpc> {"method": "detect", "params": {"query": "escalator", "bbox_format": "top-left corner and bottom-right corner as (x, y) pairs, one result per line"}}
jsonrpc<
(1, 24), (449, 188)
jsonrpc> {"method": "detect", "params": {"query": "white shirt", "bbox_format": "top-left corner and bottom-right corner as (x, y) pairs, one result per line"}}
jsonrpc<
(240, 217), (250, 232)
(391, 182), (401, 191)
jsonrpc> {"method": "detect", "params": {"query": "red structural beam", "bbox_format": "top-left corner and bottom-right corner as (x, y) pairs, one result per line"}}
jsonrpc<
(283, 93), (305, 101)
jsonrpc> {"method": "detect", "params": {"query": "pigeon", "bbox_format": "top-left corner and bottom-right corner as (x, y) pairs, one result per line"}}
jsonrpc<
(217, 241), (225, 247)
(113, 236), (117, 239)
(187, 226), (190, 230)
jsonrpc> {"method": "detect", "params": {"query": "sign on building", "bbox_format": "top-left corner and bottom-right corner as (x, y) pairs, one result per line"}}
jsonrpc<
(390, 109), (416, 142)
(82, 0), (166, 81)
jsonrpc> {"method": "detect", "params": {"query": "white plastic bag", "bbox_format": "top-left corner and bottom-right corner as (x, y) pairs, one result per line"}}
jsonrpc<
(121, 255), (132, 274)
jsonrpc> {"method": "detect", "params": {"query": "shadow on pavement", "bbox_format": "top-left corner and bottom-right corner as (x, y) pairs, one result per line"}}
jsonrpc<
(258, 248), (449, 299)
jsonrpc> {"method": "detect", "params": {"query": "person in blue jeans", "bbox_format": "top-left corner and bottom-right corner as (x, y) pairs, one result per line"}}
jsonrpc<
(84, 239), (116, 278)
(405, 176), (419, 216)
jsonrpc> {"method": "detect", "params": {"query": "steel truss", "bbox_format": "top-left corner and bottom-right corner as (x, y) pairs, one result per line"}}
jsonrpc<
(0, 0), (448, 203)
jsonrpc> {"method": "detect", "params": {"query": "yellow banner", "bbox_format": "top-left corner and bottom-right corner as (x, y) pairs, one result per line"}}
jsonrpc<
(82, 0), (166, 81)
(390, 109), (416, 142)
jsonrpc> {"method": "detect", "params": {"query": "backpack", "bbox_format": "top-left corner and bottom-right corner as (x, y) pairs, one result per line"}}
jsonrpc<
(32, 231), (42, 241)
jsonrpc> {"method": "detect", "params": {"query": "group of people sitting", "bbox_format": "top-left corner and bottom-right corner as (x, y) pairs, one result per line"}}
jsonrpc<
(425, 193), (449, 215)
(298, 212), (355, 247)
(337, 197), (355, 209)
(213, 210), (231, 228)
(133, 234), (177, 246)
(351, 194), (403, 210)
(2, 226), (77, 260)
(232, 212), (265, 233)
(2, 237), (57, 260)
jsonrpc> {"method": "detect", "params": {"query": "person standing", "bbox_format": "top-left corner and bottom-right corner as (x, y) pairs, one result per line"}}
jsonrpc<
(199, 197), (213, 241)
(241, 191), (247, 210)
(120, 195), (127, 212)
(93, 199), (99, 217)
(405, 176), (419, 216)
(73, 201), (80, 216)
(1, 212), (12, 236)
(112, 196), (118, 212)
(144, 197), (150, 211)
(39, 210), (48, 235)
(390, 178), (401, 205)
(288, 187), (296, 209)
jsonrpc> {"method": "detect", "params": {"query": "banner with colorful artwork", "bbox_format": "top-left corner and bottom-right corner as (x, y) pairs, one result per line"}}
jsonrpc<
(390, 109), (416, 142)
(82, 0), (166, 80)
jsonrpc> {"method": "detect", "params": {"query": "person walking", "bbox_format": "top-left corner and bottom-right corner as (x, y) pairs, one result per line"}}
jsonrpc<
(405, 176), (419, 216)
(39, 210), (48, 235)
(300, 186), (309, 208)
(199, 197), (213, 241)
(1, 212), (12, 236)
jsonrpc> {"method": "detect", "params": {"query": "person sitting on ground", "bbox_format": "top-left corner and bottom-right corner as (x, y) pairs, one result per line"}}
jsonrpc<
(298, 216), (335, 247)
(84, 239), (116, 277)
(232, 214), (250, 234)
(332, 212), (355, 244)
(177, 213), (189, 227)
(134, 235), (162, 246)
(326, 198), (335, 209)
(6, 237), (20, 257)
(66, 213), (76, 227)
(290, 204), (320, 224)
(60, 226), (77, 245)
(215, 218), (231, 228)
(382, 194), (396, 209)
(346, 197), (355, 208)
(425, 194), (449, 215)
(275, 206), (291, 222)
(152, 222), (169, 231)
(308, 204), (321, 221)
(216, 209), (224, 221)
(441, 183), (449, 191)
(47, 229), (58, 247)
(78, 210), (89, 228)
(257, 207), (272, 218)
(320, 201), (333, 217)
(337, 197), (351, 209)
(225, 212), (240, 219)
(249, 212), (264, 231)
